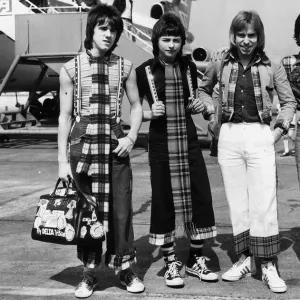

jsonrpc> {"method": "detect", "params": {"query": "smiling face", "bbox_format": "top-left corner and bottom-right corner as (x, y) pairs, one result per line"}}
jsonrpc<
(235, 24), (258, 61)
(158, 35), (182, 63)
(91, 19), (117, 57)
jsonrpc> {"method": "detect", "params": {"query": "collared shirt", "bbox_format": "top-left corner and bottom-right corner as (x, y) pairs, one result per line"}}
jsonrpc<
(136, 57), (199, 161)
(231, 52), (260, 123)
(281, 52), (300, 110)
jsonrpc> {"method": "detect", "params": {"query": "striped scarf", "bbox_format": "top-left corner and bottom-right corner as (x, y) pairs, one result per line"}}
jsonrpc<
(76, 58), (110, 233)
(165, 64), (195, 235)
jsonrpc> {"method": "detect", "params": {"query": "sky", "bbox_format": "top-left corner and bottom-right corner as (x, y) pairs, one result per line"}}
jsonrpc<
(133, 0), (300, 62)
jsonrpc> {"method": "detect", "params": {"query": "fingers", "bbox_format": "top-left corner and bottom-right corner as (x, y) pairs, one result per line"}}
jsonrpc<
(152, 101), (165, 117)
(190, 99), (205, 114)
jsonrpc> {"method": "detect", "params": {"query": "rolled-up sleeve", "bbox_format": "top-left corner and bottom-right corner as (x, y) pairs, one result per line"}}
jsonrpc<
(274, 62), (297, 133)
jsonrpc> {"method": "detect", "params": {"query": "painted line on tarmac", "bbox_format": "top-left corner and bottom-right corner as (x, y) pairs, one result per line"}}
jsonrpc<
(0, 287), (297, 300)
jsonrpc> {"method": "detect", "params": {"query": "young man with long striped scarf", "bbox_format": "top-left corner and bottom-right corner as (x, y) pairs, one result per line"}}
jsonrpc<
(199, 11), (296, 293)
(58, 4), (144, 298)
(136, 13), (218, 287)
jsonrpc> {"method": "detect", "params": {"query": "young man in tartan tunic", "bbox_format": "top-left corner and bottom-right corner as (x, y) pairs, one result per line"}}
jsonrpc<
(136, 13), (218, 287)
(199, 11), (296, 293)
(281, 14), (300, 183)
(58, 4), (144, 298)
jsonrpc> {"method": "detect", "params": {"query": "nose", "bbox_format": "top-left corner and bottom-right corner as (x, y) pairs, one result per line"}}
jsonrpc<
(244, 36), (250, 44)
(168, 41), (175, 49)
(105, 29), (112, 37)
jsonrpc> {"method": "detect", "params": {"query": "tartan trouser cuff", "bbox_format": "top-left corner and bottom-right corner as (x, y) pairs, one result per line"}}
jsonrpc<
(190, 226), (217, 240)
(234, 230), (250, 255)
(149, 230), (175, 246)
(249, 234), (280, 258)
(234, 230), (280, 258)
(105, 249), (136, 272)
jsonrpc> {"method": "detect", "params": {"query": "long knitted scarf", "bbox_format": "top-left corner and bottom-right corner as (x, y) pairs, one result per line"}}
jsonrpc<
(165, 64), (195, 235)
(76, 58), (110, 233)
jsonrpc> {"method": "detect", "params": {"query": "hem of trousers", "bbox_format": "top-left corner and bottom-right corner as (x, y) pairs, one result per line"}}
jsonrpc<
(189, 226), (217, 240)
(105, 250), (137, 271)
(234, 231), (280, 258)
(149, 230), (176, 246)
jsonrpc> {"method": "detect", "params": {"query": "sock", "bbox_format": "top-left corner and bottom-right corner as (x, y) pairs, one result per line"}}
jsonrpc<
(261, 257), (275, 267)
(283, 137), (289, 153)
(189, 239), (204, 258)
(83, 266), (96, 278)
(161, 242), (175, 262)
(239, 250), (251, 262)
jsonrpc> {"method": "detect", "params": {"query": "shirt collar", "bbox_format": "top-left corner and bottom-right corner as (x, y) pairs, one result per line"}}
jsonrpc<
(223, 48), (270, 66)
(86, 49), (111, 64)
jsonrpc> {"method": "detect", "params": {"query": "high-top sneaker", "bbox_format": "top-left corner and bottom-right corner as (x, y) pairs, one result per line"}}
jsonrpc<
(164, 255), (184, 287)
(262, 262), (287, 293)
(186, 255), (218, 281)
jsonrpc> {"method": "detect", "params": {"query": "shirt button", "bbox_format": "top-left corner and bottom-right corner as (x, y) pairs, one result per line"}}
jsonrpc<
(241, 90), (243, 93)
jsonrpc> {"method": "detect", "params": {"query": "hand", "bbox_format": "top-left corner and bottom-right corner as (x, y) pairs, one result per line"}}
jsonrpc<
(58, 162), (73, 183)
(271, 128), (283, 144)
(211, 46), (229, 62)
(207, 116), (218, 138)
(112, 136), (134, 157)
(189, 98), (205, 114)
(151, 101), (165, 119)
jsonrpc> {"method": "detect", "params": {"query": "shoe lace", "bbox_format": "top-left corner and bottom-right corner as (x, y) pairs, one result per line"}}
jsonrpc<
(166, 260), (182, 278)
(195, 256), (210, 281)
(123, 270), (141, 286)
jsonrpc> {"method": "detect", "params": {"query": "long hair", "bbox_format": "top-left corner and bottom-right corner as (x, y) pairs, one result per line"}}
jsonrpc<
(294, 14), (300, 46)
(229, 10), (265, 54)
(84, 4), (123, 55)
(151, 13), (186, 58)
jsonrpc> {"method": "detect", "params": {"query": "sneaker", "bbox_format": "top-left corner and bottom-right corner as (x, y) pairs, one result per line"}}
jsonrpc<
(120, 268), (145, 293)
(74, 274), (98, 299)
(164, 255), (184, 287)
(262, 262), (287, 293)
(186, 255), (218, 282)
(222, 256), (256, 281)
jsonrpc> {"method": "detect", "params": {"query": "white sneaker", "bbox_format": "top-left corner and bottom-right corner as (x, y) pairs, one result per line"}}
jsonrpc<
(120, 268), (145, 293)
(74, 275), (97, 298)
(222, 256), (256, 281)
(262, 262), (287, 293)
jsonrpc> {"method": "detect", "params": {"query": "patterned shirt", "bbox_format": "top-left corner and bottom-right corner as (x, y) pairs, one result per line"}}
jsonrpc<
(281, 53), (300, 110)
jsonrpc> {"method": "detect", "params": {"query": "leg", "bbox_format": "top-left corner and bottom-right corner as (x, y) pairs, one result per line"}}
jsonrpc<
(105, 154), (144, 293)
(70, 142), (102, 299)
(149, 159), (176, 245)
(217, 124), (255, 281)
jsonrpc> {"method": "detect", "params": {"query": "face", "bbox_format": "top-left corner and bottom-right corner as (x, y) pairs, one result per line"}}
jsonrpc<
(158, 35), (182, 63)
(92, 19), (117, 56)
(235, 24), (258, 60)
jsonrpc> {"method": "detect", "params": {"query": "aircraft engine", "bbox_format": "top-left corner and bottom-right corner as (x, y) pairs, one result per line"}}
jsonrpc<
(150, 2), (173, 19)
(192, 47), (211, 73)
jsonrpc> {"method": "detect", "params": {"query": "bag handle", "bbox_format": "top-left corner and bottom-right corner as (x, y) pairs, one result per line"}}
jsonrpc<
(51, 177), (75, 197)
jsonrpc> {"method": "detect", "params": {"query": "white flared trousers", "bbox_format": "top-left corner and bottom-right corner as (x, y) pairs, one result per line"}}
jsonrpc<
(218, 123), (279, 257)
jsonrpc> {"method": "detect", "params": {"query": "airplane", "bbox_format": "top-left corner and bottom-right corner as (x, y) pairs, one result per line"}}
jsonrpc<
(0, 0), (299, 145)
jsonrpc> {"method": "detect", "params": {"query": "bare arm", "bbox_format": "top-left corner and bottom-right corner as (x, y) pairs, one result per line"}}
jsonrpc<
(58, 67), (73, 181)
(113, 67), (142, 157)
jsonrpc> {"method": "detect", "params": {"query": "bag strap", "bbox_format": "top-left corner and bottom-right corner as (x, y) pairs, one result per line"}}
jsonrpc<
(145, 66), (158, 103)
(74, 54), (82, 122)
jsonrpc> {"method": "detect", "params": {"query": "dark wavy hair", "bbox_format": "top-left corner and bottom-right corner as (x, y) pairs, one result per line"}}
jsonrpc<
(84, 4), (123, 55)
(229, 10), (265, 55)
(294, 14), (300, 46)
(151, 13), (186, 58)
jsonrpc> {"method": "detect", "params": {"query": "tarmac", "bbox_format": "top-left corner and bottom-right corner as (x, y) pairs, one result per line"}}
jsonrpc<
(0, 136), (300, 300)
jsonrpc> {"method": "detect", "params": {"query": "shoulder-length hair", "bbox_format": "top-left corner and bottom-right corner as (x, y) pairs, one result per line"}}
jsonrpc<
(229, 10), (265, 54)
(151, 13), (186, 58)
(84, 4), (123, 55)
(294, 14), (300, 46)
